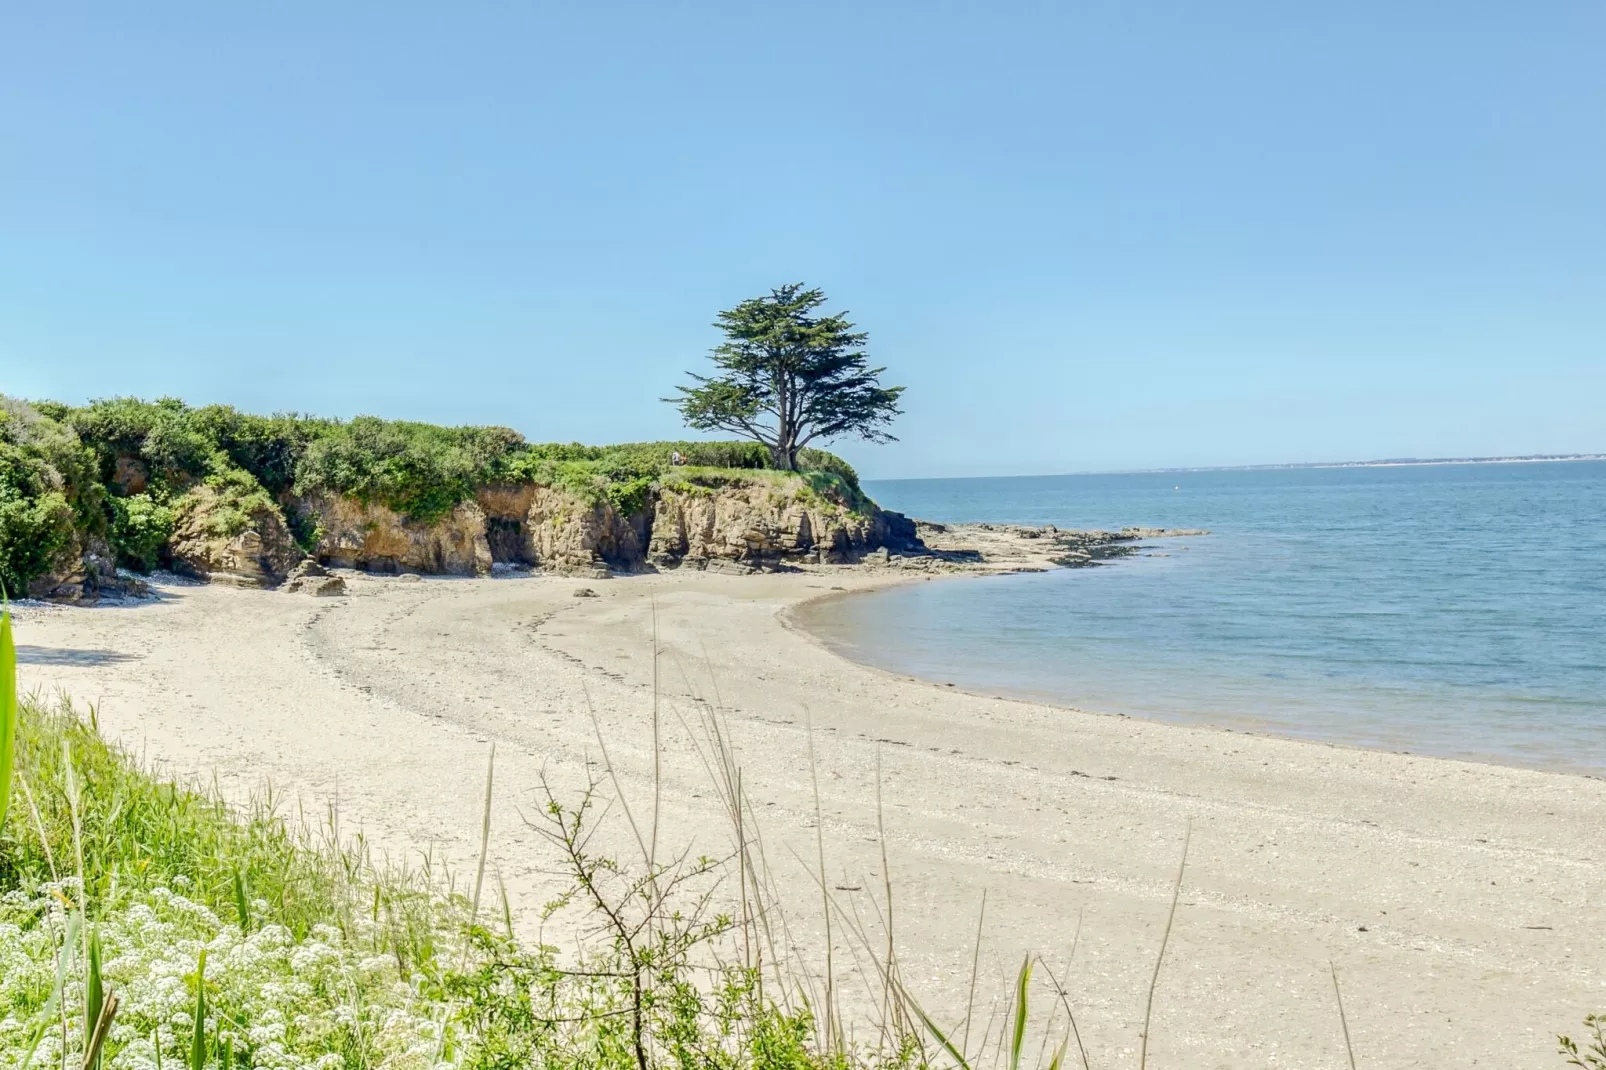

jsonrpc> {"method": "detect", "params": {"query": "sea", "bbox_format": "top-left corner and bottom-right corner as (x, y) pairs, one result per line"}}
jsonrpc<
(796, 460), (1606, 775)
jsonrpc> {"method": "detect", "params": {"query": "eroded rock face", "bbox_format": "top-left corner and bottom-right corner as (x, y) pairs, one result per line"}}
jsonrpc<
(112, 455), (149, 496)
(525, 487), (648, 574)
(293, 477), (911, 579)
(647, 483), (885, 569)
(294, 492), (493, 576)
(25, 536), (136, 603)
(169, 485), (303, 589)
(475, 484), (649, 574)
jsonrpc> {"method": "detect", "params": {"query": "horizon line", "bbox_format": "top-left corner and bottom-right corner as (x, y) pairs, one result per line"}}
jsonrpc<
(867, 452), (1606, 483)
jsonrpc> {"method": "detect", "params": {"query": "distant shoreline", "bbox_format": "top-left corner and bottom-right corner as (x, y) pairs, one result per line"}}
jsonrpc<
(1172, 453), (1606, 472)
(870, 453), (1606, 482)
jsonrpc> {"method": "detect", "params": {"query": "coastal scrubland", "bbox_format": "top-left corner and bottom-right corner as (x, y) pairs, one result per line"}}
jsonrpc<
(0, 395), (869, 597)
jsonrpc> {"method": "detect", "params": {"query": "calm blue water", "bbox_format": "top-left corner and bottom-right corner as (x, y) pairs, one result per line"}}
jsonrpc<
(798, 461), (1606, 774)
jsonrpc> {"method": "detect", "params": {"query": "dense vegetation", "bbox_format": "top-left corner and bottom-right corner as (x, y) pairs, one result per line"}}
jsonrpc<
(0, 396), (864, 592)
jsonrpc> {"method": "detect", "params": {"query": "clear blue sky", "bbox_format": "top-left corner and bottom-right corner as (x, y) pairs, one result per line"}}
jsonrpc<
(3, 3), (1602, 478)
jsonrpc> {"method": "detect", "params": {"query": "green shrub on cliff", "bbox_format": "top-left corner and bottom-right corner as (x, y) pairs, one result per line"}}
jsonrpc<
(0, 398), (103, 593)
(0, 479), (75, 595)
(68, 396), (216, 484)
(295, 416), (525, 522)
(503, 441), (864, 518)
(108, 493), (176, 572)
(191, 467), (281, 538)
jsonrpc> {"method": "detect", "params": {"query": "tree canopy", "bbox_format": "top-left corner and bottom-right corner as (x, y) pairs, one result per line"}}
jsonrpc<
(668, 284), (904, 471)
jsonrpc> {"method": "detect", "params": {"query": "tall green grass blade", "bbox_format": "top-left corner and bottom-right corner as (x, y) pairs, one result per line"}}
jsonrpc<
(190, 949), (208, 1070)
(18, 913), (80, 1070)
(1010, 955), (1033, 1070)
(898, 984), (973, 1070)
(86, 923), (105, 1058)
(233, 869), (252, 934)
(0, 589), (16, 834)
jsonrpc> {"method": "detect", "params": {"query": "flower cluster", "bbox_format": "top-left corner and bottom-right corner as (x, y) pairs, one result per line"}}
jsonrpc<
(0, 881), (447, 1070)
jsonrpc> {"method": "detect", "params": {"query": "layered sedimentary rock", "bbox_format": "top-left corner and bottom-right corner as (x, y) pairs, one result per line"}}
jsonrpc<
(170, 475), (916, 586)
(475, 484), (647, 575)
(647, 482), (884, 569)
(169, 485), (303, 589)
(474, 477), (910, 575)
(292, 492), (493, 576)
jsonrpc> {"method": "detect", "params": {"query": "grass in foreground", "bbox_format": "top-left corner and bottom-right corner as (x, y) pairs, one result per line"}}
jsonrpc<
(0, 694), (897, 1070)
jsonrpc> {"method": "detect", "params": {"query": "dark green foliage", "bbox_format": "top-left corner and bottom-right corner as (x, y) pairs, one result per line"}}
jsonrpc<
(505, 441), (863, 517)
(670, 284), (904, 471)
(194, 467), (279, 538)
(68, 397), (215, 483)
(188, 406), (331, 497)
(285, 508), (324, 554)
(109, 494), (176, 571)
(0, 399), (93, 592)
(0, 479), (75, 595)
(295, 417), (526, 522)
(798, 448), (860, 492)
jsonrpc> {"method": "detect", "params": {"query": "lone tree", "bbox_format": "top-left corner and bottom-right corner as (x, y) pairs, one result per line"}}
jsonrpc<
(669, 284), (904, 471)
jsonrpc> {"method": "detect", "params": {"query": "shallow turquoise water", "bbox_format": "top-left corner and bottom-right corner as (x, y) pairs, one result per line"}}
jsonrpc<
(798, 461), (1606, 774)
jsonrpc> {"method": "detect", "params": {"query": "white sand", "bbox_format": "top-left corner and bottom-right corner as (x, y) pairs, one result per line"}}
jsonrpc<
(13, 568), (1606, 1067)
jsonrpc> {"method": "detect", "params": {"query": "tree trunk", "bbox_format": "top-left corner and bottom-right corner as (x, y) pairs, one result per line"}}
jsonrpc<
(771, 439), (799, 471)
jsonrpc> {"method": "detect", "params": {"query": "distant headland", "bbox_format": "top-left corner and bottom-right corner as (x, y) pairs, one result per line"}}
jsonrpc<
(1140, 453), (1606, 475)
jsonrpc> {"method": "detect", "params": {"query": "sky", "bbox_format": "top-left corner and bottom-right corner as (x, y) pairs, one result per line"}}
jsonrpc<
(2, 3), (1603, 479)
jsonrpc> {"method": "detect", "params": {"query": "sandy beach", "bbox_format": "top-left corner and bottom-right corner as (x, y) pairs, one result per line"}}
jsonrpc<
(13, 563), (1605, 1067)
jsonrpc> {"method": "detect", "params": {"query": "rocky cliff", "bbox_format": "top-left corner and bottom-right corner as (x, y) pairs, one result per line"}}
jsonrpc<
(290, 491), (494, 576)
(285, 472), (916, 579)
(27, 471), (915, 599)
(169, 484), (304, 588)
(24, 534), (124, 603)
(648, 480), (896, 570)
